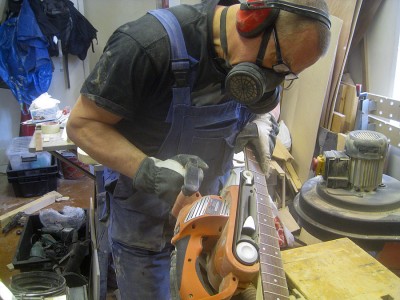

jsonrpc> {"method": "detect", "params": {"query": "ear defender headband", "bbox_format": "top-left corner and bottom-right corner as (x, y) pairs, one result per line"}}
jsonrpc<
(236, 0), (331, 38)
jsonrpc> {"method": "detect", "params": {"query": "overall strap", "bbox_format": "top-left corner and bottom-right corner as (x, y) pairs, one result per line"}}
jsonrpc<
(148, 9), (195, 122)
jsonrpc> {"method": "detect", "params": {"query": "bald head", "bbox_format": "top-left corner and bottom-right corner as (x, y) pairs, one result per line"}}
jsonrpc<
(275, 0), (331, 72)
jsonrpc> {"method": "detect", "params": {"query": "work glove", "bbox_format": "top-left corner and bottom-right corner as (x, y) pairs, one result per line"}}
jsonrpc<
(132, 155), (208, 205)
(234, 113), (279, 175)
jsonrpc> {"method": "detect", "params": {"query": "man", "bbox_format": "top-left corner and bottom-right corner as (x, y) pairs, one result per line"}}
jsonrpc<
(67, 0), (331, 298)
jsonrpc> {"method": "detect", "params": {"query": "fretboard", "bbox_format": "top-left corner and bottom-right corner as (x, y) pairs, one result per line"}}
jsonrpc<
(244, 146), (290, 300)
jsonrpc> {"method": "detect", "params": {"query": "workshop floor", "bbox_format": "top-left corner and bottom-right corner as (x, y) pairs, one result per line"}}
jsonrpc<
(0, 170), (118, 299)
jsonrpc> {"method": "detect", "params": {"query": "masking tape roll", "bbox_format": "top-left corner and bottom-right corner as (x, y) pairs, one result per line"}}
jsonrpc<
(41, 121), (60, 134)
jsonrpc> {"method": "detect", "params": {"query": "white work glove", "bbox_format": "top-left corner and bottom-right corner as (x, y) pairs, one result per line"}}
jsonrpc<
(133, 155), (208, 205)
(234, 113), (279, 175)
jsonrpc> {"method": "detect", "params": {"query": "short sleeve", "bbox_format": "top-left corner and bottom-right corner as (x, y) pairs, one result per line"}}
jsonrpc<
(81, 30), (155, 119)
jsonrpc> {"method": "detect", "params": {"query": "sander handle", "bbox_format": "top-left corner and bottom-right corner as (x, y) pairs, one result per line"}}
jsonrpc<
(171, 158), (203, 218)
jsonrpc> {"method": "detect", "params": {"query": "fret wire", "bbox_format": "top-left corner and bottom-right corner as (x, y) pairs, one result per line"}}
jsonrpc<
(261, 251), (281, 260)
(261, 287), (290, 298)
(259, 240), (280, 250)
(261, 272), (287, 281)
(256, 192), (270, 200)
(259, 261), (284, 270)
(259, 257), (284, 269)
(257, 211), (274, 219)
(259, 259), (284, 271)
(258, 221), (277, 229)
(260, 230), (279, 238)
(260, 228), (279, 238)
(260, 280), (287, 289)
(260, 231), (278, 240)
(258, 203), (274, 219)
(259, 244), (280, 254)
(257, 200), (271, 207)
(262, 279), (288, 290)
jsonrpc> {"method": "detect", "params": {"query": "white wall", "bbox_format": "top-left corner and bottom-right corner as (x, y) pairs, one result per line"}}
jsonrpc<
(366, 0), (400, 98)
(0, 89), (22, 167)
(348, 0), (400, 98)
(84, 0), (198, 69)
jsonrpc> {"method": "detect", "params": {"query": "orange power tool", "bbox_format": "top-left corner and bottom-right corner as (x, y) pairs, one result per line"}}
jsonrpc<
(170, 165), (260, 299)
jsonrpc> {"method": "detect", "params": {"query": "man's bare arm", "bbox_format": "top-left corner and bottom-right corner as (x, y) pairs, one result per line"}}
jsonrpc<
(66, 95), (146, 178)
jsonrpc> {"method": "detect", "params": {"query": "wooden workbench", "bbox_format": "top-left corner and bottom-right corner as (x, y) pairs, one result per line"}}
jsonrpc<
(0, 173), (94, 287)
(281, 238), (400, 299)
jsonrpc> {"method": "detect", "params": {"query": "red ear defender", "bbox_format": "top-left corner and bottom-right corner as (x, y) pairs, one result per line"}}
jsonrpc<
(236, 0), (279, 38)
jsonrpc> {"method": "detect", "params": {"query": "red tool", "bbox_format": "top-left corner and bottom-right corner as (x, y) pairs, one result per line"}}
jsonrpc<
(170, 147), (290, 299)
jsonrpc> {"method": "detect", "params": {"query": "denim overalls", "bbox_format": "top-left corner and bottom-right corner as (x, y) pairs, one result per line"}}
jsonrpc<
(108, 9), (252, 299)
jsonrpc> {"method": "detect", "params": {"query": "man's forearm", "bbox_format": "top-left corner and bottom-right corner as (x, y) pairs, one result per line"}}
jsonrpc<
(66, 96), (146, 178)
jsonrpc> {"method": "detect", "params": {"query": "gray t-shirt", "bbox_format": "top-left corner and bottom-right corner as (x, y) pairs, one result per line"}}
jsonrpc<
(81, 0), (233, 156)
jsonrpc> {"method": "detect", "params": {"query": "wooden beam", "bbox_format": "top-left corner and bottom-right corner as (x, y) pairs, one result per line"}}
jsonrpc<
(273, 139), (294, 162)
(0, 191), (62, 228)
(342, 84), (359, 132)
(270, 160), (285, 176)
(34, 130), (43, 152)
(331, 112), (346, 133)
(322, 0), (363, 130)
(337, 133), (348, 151)
(285, 161), (303, 190)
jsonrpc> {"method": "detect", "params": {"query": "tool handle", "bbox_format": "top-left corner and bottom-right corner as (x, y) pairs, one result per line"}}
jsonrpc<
(181, 158), (203, 196)
(171, 158), (204, 218)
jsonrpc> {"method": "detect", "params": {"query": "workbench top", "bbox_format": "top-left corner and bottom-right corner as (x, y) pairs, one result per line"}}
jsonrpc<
(281, 238), (400, 300)
(0, 174), (93, 287)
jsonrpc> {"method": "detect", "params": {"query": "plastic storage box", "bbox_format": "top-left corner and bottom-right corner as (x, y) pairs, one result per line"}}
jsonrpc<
(7, 136), (52, 171)
(7, 157), (58, 197)
(13, 212), (89, 272)
(30, 104), (59, 121)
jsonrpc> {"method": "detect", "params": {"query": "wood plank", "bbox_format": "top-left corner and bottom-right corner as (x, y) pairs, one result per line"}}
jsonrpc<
(297, 227), (322, 245)
(337, 133), (347, 151)
(321, 0), (361, 129)
(277, 206), (300, 233)
(342, 83), (358, 132)
(270, 160), (285, 176)
(0, 191), (62, 228)
(272, 138), (294, 162)
(336, 84), (346, 114)
(331, 111), (346, 133)
(280, 16), (342, 183)
(285, 161), (302, 190)
(282, 238), (400, 300)
(286, 175), (299, 194)
(270, 160), (286, 208)
(34, 130), (43, 151)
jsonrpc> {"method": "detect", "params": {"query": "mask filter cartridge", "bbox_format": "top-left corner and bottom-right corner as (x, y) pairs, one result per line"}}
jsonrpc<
(225, 62), (284, 106)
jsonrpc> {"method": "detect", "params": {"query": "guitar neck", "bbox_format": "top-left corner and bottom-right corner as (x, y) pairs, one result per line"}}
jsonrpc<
(244, 147), (290, 300)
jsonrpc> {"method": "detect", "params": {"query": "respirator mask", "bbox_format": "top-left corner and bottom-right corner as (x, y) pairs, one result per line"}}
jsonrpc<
(219, 0), (331, 113)
(225, 61), (284, 113)
(220, 8), (284, 113)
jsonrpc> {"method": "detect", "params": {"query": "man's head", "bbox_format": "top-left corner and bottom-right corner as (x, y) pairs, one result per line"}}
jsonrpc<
(222, 0), (331, 113)
(236, 0), (331, 73)
(273, 0), (331, 73)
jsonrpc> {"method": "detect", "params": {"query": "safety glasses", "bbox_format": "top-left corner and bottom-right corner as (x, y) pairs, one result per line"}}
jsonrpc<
(272, 26), (298, 89)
